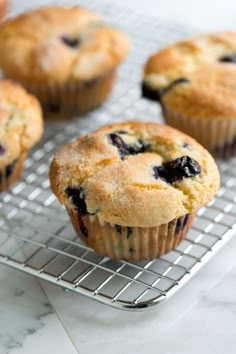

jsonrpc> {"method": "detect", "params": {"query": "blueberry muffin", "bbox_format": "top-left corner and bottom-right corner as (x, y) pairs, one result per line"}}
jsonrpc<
(161, 64), (236, 158)
(0, 0), (9, 21)
(49, 121), (219, 261)
(0, 6), (130, 116)
(142, 32), (236, 158)
(0, 80), (43, 192)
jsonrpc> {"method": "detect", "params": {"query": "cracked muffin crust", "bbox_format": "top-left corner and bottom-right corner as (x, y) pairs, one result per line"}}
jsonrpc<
(142, 32), (236, 96)
(50, 121), (219, 260)
(142, 32), (236, 158)
(0, 5), (130, 115)
(0, 79), (43, 192)
(162, 64), (236, 120)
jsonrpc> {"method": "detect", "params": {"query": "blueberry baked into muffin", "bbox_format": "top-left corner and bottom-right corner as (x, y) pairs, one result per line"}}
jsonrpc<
(142, 32), (236, 158)
(0, 80), (43, 192)
(0, 6), (130, 116)
(50, 121), (219, 261)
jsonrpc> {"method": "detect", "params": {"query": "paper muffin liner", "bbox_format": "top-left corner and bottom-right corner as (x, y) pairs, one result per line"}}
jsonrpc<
(67, 208), (196, 261)
(163, 107), (236, 159)
(20, 70), (117, 118)
(0, 151), (28, 193)
(0, 0), (9, 21)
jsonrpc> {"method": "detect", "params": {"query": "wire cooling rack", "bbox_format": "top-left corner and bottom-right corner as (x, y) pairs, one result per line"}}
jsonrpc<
(0, 0), (236, 311)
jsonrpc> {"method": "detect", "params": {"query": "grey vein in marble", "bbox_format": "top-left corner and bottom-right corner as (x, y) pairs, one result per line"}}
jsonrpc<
(0, 265), (78, 354)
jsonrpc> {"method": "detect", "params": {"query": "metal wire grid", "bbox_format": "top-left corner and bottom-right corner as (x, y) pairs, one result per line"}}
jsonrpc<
(0, 0), (236, 311)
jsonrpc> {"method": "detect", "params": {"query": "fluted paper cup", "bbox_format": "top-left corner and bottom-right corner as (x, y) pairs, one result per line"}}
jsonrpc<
(20, 70), (117, 118)
(67, 208), (196, 261)
(163, 107), (236, 159)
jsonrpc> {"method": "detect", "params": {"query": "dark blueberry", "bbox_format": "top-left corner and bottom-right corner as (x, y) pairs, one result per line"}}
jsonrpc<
(77, 212), (88, 237)
(65, 186), (88, 214)
(153, 155), (201, 184)
(219, 53), (236, 63)
(109, 133), (126, 153)
(182, 214), (190, 228)
(175, 214), (188, 232)
(6, 160), (17, 178)
(108, 133), (147, 159)
(142, 78), (189, 102)
(175, 217), (184, 235)
(127, 227), (132, 239)
(141, 81), (162, 101)
(6, 164), (13, 178)
(0, 160), (17, 183)
(0, 144), (5, 156)
(162, 77), (190, 96)
(175, 214), (190, 236)
(115, 225), (122, 234)
(61, 36), (81, 48)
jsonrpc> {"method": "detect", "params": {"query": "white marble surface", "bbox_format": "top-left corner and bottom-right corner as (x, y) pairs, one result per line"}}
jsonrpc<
(41, 235), (236, 354)
(2, 235), (236, 354)
(0, 266), (77, 354)
(1, 1), (236, 354)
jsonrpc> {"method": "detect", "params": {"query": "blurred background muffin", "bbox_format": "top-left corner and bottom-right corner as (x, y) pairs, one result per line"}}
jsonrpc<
(0, 5), (130, 117)
(161, 64), (236, 159)
(142, 32), (236, 158)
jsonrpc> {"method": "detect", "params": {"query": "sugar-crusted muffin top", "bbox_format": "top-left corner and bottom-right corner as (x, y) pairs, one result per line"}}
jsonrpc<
(143, 32), (236, 91)
(0, 80), (43, 168)
(50, 121), (219, 228)
(0, 6), (130, 84)
(162, 64), (236, 120)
